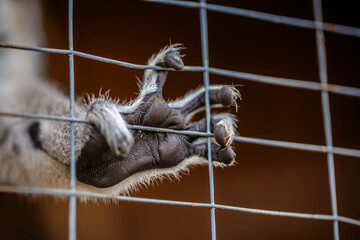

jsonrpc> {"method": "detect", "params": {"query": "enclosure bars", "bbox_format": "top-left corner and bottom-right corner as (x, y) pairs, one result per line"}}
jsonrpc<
(0, 1), (360, 240)
(1, 185), (360, 227)
(199, 0), (216, 238)
(68, 0), (77, 240)
(313, 0), (339, 239)
(1, 111), (360, 158)
(147, 0), (360, 38)
(1, 43), (360, 97)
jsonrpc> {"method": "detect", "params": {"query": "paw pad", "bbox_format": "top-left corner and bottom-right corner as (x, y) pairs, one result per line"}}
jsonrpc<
(219, 147), (235, 164)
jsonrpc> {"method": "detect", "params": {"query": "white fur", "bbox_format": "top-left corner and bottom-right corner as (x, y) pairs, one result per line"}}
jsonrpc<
(77, 155), (209, 196)
(213, 113), (237, 145)
(169, 85), (224, 109)
(1, 145), (211, 196)
(120, 44), (183, 114)
(87, 96), (134, 156)
(119, 74), (158, 114)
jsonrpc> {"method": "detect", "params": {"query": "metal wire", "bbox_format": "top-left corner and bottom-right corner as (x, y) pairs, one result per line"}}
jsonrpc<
(68, 0), (77, 239)
(1, 111), (360, 159)
(199, 0), (217, 238)
(312, 0), (339, 239)
(1, 43), (360, 97)
(147, 0), (360, 38)
(2, 185), (360, 226)
(0, 1), (359, 239)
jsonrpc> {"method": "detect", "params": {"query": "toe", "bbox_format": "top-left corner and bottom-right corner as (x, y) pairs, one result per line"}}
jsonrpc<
(164, 50), (184, 70)
(191, 142), (235, 165)
(219, 147), (235, 164)
(214, 120), (233, 147)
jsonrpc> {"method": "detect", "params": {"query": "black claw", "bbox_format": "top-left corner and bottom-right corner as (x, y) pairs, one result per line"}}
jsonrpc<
(218, 86), (234, 107)
(164, 50), (184, 70)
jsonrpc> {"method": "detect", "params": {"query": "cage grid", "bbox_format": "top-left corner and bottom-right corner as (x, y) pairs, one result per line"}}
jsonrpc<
(0, 0), (360, 239)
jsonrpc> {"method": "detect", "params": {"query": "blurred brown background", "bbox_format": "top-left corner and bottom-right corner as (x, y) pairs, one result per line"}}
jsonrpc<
(1, 0), (360, 239)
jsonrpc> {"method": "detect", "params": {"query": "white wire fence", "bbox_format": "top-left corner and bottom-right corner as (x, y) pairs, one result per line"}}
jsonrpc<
(0, 0), (360, 239)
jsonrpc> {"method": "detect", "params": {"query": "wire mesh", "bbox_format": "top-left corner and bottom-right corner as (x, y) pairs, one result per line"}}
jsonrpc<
(199, 0), (216, 238)
(68, 1), (76, 240)
(0, 0), (360, 239)
(312, 0), (339, 239)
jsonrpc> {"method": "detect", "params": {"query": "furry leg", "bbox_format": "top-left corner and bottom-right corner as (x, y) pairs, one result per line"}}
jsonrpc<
(86, 97), (134, 156)
(120, 44), (184, 114)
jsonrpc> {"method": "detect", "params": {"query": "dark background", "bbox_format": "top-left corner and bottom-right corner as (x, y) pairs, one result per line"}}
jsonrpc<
(1, 0), (360, 239)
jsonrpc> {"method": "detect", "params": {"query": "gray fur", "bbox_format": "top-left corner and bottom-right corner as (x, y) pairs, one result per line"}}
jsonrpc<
(0, 0), (240, 196)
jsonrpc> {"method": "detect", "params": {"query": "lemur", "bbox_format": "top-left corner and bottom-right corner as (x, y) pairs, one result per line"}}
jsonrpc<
(0, 0), (240, 196)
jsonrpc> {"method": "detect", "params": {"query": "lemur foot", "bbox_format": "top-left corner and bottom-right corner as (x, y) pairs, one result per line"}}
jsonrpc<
(75, 44), (240, 188)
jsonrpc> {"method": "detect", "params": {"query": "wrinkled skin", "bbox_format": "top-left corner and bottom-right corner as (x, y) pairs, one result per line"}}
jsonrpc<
(76, 46), (239, 188)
